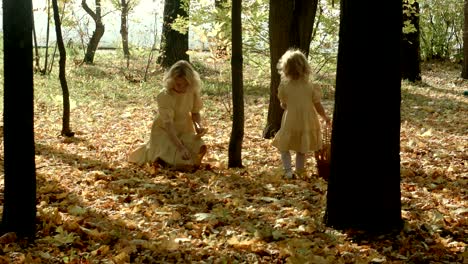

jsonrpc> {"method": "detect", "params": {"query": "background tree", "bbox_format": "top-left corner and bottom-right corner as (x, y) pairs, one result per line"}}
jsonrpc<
(462, 0), (468, 79)
(213, 0), (230, 58)
(263, 0), (318, 139)
(158, 0), (189, 68)
(325, 0), (403, 232)
(82, 0), (105, 64)
(419, 0), (463, 61)
(401, 0), (421, 82)
(111, 0), (139, 64)
(32, 1), (41, 72)
(215, 0), (226, 8)
(228, 0), (244, 168)
(1, 0), (37, 238)
(52, 0), (75, 137)
(42, 0), (52, 74)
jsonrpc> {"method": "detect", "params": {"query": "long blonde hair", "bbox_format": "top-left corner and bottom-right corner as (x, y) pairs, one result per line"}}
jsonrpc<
(277, 49), (311, 81)
(163, 60), (201, 92)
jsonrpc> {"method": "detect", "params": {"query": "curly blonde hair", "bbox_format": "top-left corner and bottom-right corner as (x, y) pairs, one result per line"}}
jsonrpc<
(277, 49), (311, 81)
(163, 60), (201, 92)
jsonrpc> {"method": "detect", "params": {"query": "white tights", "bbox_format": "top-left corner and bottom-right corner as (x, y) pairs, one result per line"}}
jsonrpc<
(280, 151), (305, 173)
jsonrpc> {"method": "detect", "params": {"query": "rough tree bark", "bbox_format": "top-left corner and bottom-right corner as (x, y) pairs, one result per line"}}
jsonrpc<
(401, 0), (421, 82)
(263, 0), (318, 139)
(462, 0), (468, 79)
(325, 0), (403, 233)
(158, 0), (189, 68)
(1, 0), (37, 238)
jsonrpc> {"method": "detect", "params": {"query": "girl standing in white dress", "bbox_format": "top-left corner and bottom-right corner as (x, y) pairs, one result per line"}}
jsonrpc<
(272, 49), (331, 179)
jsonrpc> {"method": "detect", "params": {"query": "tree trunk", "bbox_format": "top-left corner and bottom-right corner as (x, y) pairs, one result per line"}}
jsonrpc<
(120, 0), (130, 59)
(401, 0), (421, 82)
(52, 0), (74, 137)
(263, 0), (318, 139)
(325, 0), (403, 233)
(42, 0), (51, 75)
(32, 2), (41, 72)
(1, 0), (37, 238)
(228, 0), (244, 168)
(158, 0), (189, 68)
(462, 0), (468, 79)
(82, 0), (105, 64)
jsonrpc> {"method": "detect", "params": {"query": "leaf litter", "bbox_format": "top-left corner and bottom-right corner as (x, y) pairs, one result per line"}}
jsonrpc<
(0, 61), (466, 263)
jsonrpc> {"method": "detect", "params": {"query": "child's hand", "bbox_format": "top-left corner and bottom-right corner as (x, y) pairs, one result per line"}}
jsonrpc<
(178, 144), (192, 160)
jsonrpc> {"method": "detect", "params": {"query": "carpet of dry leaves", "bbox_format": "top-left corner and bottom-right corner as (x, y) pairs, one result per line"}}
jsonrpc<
(0, 58), (467, 263)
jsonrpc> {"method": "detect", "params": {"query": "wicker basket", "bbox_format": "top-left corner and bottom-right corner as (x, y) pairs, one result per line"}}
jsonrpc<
(315, 123), (331, 180)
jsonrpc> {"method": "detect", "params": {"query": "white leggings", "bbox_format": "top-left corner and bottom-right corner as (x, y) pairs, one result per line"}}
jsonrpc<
(280, 151), (305, 172)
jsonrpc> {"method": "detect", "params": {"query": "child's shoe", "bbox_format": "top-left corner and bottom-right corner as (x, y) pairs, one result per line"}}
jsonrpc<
(295, 168), (307, 179)
(284, 170), (294, 179)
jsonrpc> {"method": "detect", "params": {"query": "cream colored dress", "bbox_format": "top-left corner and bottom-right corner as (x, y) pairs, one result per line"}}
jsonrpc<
(272, 79), (322, 153)
(128, 88), (205, 167)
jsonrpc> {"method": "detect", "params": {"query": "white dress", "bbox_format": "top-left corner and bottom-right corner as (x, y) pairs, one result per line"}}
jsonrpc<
(128, 88), (205, 167)
(272, 79), (322, 153)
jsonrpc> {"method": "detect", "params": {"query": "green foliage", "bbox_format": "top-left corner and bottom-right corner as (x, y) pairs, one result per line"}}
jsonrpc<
(170, 0), (191, 35)
(310, 0), (340, 84)
(402, 0), (419, 35)
(190, 0), (232, 53)
(419, 0), (464, 61)
(171, 15), (190, 35)
(190, 0), (269, 63)
(109, 0), (141, 12)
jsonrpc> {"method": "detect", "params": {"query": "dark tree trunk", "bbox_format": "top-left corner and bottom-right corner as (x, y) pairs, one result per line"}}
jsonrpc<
(263, 0), (318, 139)
(158, 0), (189, 68)
(228, 0), (244, 168)
(42, 0), (51, 75)
(462, 0), (468, 79)
(82, 0), (105, 64)
(2, 0), (37, 238)
(325, 0), (403, 233)
(401, 0), (421, 82)
(120, 0), (130, 59)
(52, 0), (74, 137)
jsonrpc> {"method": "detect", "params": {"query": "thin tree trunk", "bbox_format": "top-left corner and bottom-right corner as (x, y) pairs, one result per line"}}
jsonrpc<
(121, 0), (130, 61)
(52, 0), (74, 137)
(144, 12), (159, 82)
(48, 3), (66, 75)
(228, 0), (244, 168)
(32, 2), (41, 72)
(42, 0), (51, 75)
(82, 0), (105, 64)
(2, 0), (37, 238)
(462, 0), (468, 78)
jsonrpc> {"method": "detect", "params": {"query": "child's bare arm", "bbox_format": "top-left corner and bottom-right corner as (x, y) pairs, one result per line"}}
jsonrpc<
(191, 113), (206, 135)
(164, 121), (192, 160)
(314, 102), (331, 125)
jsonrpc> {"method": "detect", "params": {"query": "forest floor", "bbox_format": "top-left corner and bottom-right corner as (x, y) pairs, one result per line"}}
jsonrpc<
(0, 55), (467, 263)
